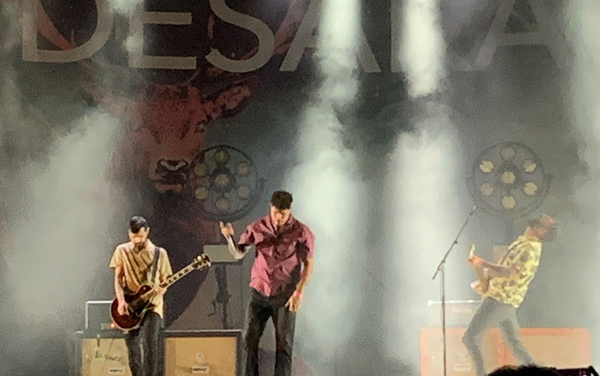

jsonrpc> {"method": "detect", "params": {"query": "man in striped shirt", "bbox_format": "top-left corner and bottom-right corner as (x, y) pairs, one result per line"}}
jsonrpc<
(110, 216), (173, 376)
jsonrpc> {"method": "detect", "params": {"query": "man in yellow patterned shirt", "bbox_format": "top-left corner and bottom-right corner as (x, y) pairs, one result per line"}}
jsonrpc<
(462, 214), (556, 376)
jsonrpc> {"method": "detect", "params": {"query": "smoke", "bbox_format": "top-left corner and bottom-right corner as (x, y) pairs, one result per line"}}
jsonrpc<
(282, 0), (365, 372)
(385, 0), (453, 368)
(286, 107), (366, 348)
(0, 3), (122, 323)
(0, 103), (124, 373)
(107, 0), (143, 15)
(0, 4), (125, 374)
(4, 111), (122, 322)
(399, 0), (446, 98)
(565, 0), (600, 365)
(566, 0), (600, 190)
(314, 0), (360, 105)
(1, 1), (20, 53)
(382, 103), (466, 372)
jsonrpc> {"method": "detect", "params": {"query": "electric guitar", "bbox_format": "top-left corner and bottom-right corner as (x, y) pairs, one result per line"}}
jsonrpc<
(111, 254), (211, 331)
(468, 244), (490, 295)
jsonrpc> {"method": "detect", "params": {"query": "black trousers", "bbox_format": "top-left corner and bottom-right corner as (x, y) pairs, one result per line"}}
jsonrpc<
(244, 288), (296, 376)
(462, 298), (535, 376)
(124, 311), (163, 376)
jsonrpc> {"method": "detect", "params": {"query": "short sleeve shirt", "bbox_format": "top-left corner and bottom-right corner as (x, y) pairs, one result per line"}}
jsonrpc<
(239, 215), (314, 296)
(109, 240), (173, 317)
(486, 236), (542, 308)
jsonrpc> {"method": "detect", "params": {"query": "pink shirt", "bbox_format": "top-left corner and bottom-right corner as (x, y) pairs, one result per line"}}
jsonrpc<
(239, 215), (314, 297)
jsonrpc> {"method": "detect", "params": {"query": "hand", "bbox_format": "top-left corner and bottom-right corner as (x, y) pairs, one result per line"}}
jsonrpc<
(219, 221), (234, 239)
(468, 255), (484, 267)
(117, 300), (128, 316)
(470, 280), (483, 294)
(155, 287), (167, 296)
(285, 293), (302, 312)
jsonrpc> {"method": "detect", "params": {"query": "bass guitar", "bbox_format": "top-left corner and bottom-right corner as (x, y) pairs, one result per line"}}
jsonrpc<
(111, 254), (211, 331)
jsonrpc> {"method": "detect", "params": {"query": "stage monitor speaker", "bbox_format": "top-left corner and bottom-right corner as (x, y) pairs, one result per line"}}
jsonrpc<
(80, 336), (131, 376)
(164, 330), (241, 376)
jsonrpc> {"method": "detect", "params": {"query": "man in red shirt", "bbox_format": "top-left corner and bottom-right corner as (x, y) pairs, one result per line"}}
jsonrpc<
(220, 191), (315, 376)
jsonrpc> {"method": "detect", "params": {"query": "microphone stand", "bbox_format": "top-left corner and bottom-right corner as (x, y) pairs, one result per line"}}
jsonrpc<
(431, 205), (478, 376)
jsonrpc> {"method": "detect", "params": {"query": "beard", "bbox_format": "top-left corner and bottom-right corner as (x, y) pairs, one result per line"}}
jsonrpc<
(133, 241), (147, 252)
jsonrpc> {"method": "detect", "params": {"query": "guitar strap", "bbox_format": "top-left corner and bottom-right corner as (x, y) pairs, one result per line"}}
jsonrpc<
(150, 246), (165, 325)
(150, 246), (160, 285)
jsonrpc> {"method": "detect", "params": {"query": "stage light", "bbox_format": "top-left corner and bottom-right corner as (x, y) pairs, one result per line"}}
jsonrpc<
(468, 142), (550, 219)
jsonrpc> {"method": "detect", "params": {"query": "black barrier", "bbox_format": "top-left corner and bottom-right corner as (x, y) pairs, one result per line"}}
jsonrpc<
(556, 367), (598, 376)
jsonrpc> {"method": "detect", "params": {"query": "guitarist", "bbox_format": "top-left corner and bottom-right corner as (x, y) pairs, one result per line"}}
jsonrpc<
(463, 214), (557, 376)
(109, 216), (173, 376)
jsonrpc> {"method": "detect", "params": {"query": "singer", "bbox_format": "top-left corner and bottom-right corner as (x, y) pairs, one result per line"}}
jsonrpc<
(463, 214), (557, 376)
(220, 191), (315, 376)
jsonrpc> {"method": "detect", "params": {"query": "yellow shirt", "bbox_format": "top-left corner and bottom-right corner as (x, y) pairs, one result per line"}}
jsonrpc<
(485, 236), (542, 308)
(109, 240), (173, 317)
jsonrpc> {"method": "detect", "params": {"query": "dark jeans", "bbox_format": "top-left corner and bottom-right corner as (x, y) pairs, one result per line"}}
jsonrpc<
(462, 298), (535, 376)
(124, 311), (163, 376)
(244, 288), (296, 376)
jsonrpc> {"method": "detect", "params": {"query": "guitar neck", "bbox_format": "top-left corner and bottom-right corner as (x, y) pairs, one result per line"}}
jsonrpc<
(161, 262), (198, 288)
(469, 244), (488, 280)
(141, 261), (200, 300)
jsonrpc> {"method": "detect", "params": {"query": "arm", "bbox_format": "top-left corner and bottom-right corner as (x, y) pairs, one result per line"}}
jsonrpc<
(220, 221), (253, 260)
(296, 226), (315, 292)
(114, 266), (126, 304)
(295, 257), (314, 293)
(479, 260), (514, 278)
(109, 247), (128, 314)
(114, 265), (129, 315)
(225, 234), (251, 260)
(285, 227), (315, 312)
(472, 244), (534, 278)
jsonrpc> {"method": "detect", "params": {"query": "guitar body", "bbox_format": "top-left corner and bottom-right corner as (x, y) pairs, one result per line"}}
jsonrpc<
(110, 284), (155, 331)
(110, 254), (212, 332)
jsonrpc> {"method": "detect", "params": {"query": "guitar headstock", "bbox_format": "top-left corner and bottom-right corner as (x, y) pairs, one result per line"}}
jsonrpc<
(468, 243), (476, 257)
(192, 254), (211, 269)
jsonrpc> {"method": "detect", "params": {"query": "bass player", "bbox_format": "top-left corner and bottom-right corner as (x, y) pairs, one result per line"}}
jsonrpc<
(463, 214), (557, 376)
(109, 216), (173, 376)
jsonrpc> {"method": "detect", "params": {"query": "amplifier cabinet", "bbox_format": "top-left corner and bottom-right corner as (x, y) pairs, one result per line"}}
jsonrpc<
(164, 330), (241, 376)
(85, 301), (115, 331)
(420, 328), (592, 376)
(72, 330), (240, 376)
(427, 300), (483, 327)
(78, 331), (129, 376)
(420, 327), (503, 376)
(501, 328), (591, 369)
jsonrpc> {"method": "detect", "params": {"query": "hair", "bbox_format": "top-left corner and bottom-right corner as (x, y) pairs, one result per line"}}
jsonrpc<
(488, 365), (560, 376)
(270, 191), (293, 210)
(129, 216), (149, 234)
(527, 214), (557, 242)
